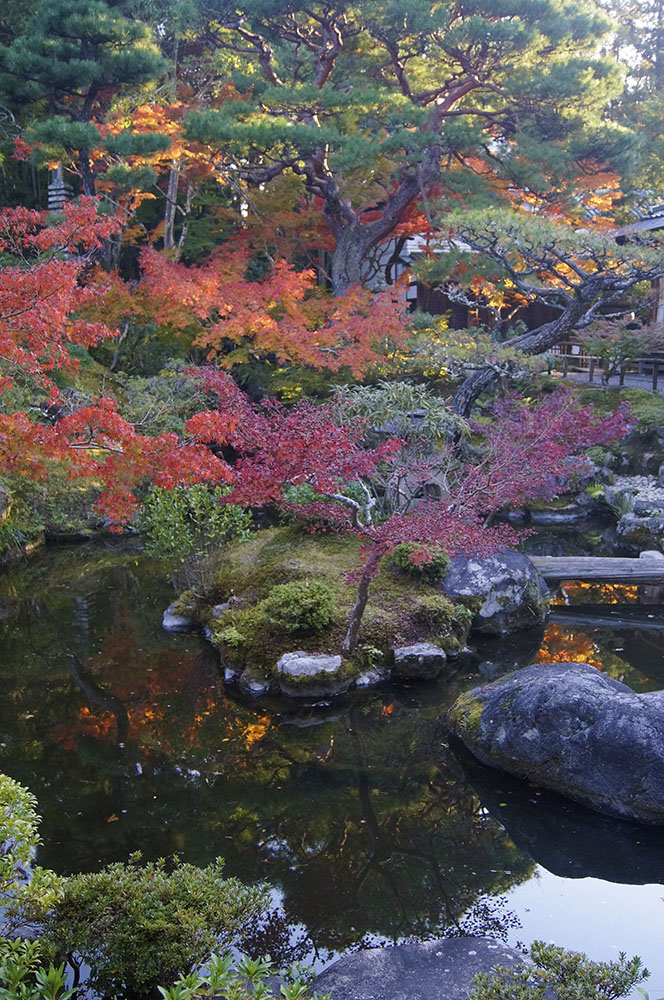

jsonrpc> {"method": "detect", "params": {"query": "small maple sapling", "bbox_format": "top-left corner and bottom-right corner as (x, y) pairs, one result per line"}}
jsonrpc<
(188, 373), (632, 655)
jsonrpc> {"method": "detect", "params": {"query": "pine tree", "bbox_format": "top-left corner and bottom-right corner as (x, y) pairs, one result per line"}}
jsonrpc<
(0, 0), (166, 194)
(185, 0), (627, 293)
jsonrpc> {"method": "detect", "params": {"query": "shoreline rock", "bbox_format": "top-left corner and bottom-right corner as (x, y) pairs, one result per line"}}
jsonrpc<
(312, 937), (528, 1000)
(443, 551), (549, 635)
(448, 661), (664, 825)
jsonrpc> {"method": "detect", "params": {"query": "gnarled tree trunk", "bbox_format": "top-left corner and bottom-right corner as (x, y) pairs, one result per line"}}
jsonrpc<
(453, 297), (593, 416)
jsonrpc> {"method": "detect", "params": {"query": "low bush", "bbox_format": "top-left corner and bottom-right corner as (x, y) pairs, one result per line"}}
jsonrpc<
(35, 855), (268, 999)
(470, 940), (646, 1000)
(390, 542), (450, 581)
(259, 580), (335, 633)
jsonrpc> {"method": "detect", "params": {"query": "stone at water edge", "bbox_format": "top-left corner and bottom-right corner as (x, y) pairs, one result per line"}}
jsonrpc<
(311, 937), (527, 1000)
(238, 665), (272, 698)
(275, 650), (354, 698)
(448, 661), (664, 825)
(442, 550), (549, 635)
(392, 642), (447, 680)
(162, 602), (196, 631)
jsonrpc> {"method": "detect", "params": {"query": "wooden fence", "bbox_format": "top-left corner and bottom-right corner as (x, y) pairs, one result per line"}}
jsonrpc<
(550, 342), (664, 391)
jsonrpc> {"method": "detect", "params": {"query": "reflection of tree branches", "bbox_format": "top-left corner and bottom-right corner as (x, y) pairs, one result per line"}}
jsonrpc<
(66, 652), (129, 746)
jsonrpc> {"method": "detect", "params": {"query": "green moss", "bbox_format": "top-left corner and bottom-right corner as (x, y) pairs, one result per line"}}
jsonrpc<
(449, 690), (484, 740)
(527, 496), (576, 512)
(170, 589), (198, 617)
(391, 542), (450, 581)
(193, 527), (474, 679)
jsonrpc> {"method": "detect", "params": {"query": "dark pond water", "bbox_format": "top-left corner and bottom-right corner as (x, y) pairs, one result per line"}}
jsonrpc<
(1, 538), (664, 987)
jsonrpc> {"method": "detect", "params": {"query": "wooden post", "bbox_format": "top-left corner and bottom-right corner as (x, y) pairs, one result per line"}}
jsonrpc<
(654, 361), (659, 393)
(588, 358), (595, 382)
(562, 355), (569, 376)
(619, 365), (626, 387)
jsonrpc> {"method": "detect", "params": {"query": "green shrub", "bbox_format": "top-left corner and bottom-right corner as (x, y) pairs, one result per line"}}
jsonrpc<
(258, 580), (335, 634)
(35, 855), (268, 999)
(141, 484), (253, 561)
(0, 938), (74, 1000)
(159, 953), (329, 1000)
(470, 941), (646, 1000)
(0, 775), (62, 929)
(390, 542), (450, 581)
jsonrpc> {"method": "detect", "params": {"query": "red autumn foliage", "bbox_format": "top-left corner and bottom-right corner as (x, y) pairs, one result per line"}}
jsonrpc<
(184, 374), (632, 652)
(133, 243), (411, 376)
(0, 203), (231, 523)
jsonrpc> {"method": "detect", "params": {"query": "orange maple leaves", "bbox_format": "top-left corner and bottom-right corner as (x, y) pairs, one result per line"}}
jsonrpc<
(133, 241), (411, 377)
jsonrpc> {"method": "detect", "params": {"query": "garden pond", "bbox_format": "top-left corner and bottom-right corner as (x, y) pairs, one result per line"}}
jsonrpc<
(1, 534), (664, 989)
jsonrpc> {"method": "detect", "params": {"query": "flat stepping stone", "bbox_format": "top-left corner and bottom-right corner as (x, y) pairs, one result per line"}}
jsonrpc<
(312, 937), (526, 1000)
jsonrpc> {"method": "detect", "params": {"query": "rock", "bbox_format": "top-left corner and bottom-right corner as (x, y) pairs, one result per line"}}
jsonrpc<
(442, 551), (549, 636)
(392, 642), (447, 680)
(162, 602), (196, 631)
(312, 937), (527, 1000)
(275, 650), (354, 699)
(529, 504), (588, 525)
(354, 666), (389, 688)
(640, 550), (664, 560)
(617, 511), (664, 551)
(238, 666), (272, 697)
(448, 661), (664, 824)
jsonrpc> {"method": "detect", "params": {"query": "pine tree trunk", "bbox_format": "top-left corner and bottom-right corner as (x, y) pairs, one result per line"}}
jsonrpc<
(78, 150), (96, 196)
(330, 227), (368, 295)
(453, 298), (592, 416)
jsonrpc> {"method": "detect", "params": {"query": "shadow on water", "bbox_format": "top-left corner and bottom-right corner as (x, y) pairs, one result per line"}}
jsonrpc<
(452, 743), (664, 886)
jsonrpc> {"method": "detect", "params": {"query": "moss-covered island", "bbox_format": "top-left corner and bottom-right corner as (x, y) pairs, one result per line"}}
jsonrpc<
(170, 526), (477, 699)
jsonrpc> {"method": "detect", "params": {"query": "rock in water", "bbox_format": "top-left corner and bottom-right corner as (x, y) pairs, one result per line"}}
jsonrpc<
(162, 602), (195, 631)
(443, 551), (549, 635)
(276, 651), (354, 698)
(448, 662), (664, 824)
(392, 642), (447, 680)
(312, 937), (527, 1000)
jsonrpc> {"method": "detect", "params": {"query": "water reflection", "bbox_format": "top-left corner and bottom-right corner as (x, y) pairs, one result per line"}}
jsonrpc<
(454, 746), (664, 885)
(0, 543), (663, 972)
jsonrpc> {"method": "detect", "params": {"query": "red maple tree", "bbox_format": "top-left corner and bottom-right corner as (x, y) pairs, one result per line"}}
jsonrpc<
(0, 203), (231, 522)
(187, 372), (632, 653)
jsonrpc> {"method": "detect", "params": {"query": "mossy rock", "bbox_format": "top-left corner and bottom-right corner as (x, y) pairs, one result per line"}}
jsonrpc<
(194, 527), (474, 687)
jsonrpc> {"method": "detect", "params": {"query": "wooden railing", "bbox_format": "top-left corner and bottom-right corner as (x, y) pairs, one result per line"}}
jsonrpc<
(550, 342), (664, 390)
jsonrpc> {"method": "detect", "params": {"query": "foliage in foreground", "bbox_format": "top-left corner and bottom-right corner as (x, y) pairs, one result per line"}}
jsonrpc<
(23, 855), (268, 999)
(1, 775), (268, 999)
(469, 941), (647, 1000)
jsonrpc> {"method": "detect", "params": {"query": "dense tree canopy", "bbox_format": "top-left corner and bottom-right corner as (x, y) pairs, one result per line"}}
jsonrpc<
(185, 0), (628, 290)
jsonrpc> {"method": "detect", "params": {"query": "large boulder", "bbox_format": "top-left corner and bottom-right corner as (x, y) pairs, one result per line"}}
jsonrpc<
(312, 937), (527, 1000)
(442, 550), (549, 635)
(448, 662), (664, 824)
(392, 642), (447, 680)
(276, 651), (355, 699)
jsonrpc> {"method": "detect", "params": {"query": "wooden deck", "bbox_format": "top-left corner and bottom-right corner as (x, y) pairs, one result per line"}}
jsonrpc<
(529, 556), (664, 584)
